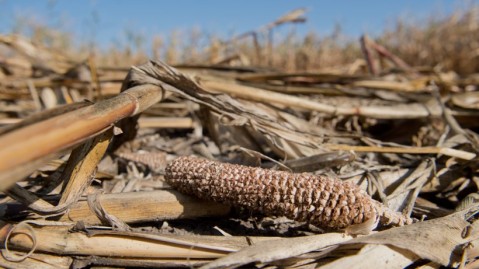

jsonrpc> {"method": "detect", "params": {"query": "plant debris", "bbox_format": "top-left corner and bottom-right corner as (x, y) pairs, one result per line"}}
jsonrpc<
(1, 6), (479, 268)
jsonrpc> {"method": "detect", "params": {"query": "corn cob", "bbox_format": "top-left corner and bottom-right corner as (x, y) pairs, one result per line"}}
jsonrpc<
(165, 156), (412, 230)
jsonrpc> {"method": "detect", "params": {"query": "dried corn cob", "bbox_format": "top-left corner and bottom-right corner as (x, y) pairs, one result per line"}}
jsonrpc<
(165, 156), (412, 230)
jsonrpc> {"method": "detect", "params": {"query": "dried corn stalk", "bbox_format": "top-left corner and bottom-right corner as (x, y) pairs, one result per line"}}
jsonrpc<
(165, 156), (412, 230)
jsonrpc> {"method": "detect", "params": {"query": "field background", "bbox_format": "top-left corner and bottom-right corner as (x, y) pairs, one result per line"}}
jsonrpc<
(2, 2), (478, 74)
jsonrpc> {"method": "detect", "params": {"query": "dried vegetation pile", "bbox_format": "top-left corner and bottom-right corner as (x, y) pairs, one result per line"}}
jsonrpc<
(1, 7), (479, 269)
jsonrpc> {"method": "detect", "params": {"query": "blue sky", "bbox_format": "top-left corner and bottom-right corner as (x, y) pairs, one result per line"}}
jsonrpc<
(0, 0), (470, 49)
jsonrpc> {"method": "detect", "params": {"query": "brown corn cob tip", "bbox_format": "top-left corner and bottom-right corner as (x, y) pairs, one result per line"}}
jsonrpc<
(165, 156), (412, 230)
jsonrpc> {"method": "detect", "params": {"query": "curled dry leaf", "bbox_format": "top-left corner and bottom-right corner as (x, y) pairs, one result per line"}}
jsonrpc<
(200, 233), (353, 269)
(199, 207), (479, 269)
(128, 60), (340, 159)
